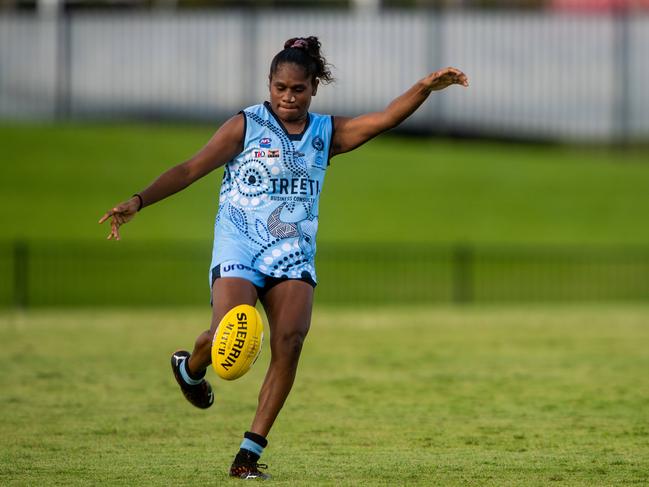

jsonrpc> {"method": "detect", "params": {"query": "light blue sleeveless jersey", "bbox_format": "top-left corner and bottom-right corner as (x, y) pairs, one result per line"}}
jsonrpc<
(210, 102), (333, 284)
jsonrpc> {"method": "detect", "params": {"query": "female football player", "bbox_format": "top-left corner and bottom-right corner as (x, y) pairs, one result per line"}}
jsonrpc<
(99, 36), (468, 480)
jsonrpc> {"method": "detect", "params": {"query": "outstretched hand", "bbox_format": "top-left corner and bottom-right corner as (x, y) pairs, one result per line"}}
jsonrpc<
(424, 67), (469, 92)
(98, 197), (140, 240)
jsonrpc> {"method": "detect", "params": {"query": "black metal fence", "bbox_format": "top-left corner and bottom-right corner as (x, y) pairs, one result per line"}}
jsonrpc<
(2, 240), (648, 308)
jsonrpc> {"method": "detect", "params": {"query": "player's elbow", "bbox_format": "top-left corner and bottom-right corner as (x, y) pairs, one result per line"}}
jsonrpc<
(361, 114), (397, 141)
(181, 159), (203, 186)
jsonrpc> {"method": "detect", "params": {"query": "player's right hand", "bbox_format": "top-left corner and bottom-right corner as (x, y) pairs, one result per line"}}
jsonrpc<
(98, 196), (140, 240)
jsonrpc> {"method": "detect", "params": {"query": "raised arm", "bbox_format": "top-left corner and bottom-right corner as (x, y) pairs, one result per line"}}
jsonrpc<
(331, 67), (468, 156)
(99, 113), (245, 240)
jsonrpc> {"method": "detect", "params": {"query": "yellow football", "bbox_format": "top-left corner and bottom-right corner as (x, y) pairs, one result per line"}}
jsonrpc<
(211, 304), (264, 381)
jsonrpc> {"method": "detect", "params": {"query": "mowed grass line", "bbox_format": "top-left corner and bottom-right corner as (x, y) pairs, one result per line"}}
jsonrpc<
(2, 122), (649, 244)
(1, 306), (649, 486)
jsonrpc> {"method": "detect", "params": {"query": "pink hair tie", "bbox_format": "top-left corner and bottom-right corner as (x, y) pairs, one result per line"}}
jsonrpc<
(290, 39), (308, 49)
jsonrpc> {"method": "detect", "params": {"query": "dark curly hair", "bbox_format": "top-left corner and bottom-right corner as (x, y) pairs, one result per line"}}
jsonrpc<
(269, 36), (334, 85)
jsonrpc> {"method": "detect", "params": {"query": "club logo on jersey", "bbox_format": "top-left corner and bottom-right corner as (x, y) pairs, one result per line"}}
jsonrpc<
(254, 150), (266, 158)
(268, 149), (280, 158)
(312, 136), (324, 151)
(259, 138), (272, 148)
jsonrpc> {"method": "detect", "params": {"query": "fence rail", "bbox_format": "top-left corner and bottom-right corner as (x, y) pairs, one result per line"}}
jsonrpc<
(2, 240), (648, 308)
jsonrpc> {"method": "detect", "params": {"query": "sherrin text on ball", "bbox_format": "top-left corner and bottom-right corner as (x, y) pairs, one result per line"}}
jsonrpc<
(211, 304), (264, 381)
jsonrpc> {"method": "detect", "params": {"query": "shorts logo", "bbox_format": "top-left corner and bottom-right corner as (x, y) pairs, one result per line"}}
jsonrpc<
(223, 263), (253, 273)
(260, 138), (272, 148)
(268, 149), (280, 158)
(312, 136), (324, 151)
(254, 150), (266, 158)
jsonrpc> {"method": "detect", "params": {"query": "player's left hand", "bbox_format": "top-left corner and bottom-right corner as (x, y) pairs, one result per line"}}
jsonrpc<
(424, 67), (469, 91)
(98, 196), (140, 240)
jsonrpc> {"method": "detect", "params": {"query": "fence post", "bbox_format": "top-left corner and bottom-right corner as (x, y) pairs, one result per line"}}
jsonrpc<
(13, 240), (29, 309)
(55, 11), (71, 120)
(613, 6), (631, 146)
(453, 243), (473, 304)
(242, 10), (258, 107)
(428, 7), (445, 133)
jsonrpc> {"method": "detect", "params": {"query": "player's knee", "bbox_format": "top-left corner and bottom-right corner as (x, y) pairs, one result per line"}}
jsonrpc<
(274, 329), (307, 363)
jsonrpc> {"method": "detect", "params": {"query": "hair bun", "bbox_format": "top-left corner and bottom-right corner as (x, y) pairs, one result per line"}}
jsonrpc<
(284, 38), (308, 50)
(272, 36), (334, 85)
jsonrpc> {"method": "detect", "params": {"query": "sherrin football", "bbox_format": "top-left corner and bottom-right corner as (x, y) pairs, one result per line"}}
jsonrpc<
(211, 304), (264, 381)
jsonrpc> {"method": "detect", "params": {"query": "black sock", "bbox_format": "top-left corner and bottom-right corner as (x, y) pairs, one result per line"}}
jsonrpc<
(244, 431), (268, 448)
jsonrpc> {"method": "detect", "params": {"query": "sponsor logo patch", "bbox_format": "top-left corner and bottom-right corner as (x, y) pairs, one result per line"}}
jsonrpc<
(223, 263), (254, 273)
(268, 149), (280, 158)
(254, 150), (266, 158)
(259, 138), (272, 148)
(270, 177), (321, 196)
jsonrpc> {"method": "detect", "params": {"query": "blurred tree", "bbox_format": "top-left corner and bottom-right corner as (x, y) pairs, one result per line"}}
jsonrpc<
(0, 0), (33, 10)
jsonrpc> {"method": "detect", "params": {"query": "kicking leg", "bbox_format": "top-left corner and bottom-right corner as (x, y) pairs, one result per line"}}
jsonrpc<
(188, 277), (258, 374)
(171, 277), (257, 409)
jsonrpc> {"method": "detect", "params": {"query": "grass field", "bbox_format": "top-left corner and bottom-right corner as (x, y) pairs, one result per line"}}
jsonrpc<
(2, 306), (648, 486)
(2, 123), (649, 245)
(2, 123), (648, 483)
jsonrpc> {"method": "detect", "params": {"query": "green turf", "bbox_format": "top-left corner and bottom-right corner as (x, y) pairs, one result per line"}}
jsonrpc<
(1, 306), (648, 485)
(2, 122), (649, 245)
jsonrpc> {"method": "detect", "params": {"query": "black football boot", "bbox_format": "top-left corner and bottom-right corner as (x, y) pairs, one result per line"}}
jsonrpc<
(170, 350), (214, 409)
(229, 450), (271, 480)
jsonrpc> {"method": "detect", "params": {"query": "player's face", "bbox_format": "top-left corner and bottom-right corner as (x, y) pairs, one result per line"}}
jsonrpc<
(269, 63), (318, 123)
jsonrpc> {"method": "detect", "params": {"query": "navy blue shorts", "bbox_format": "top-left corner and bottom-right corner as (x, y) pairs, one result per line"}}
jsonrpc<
(211, 260), (316, 299)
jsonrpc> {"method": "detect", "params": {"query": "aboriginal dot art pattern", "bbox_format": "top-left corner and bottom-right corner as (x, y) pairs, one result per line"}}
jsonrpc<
(211, 103), (333, 282)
